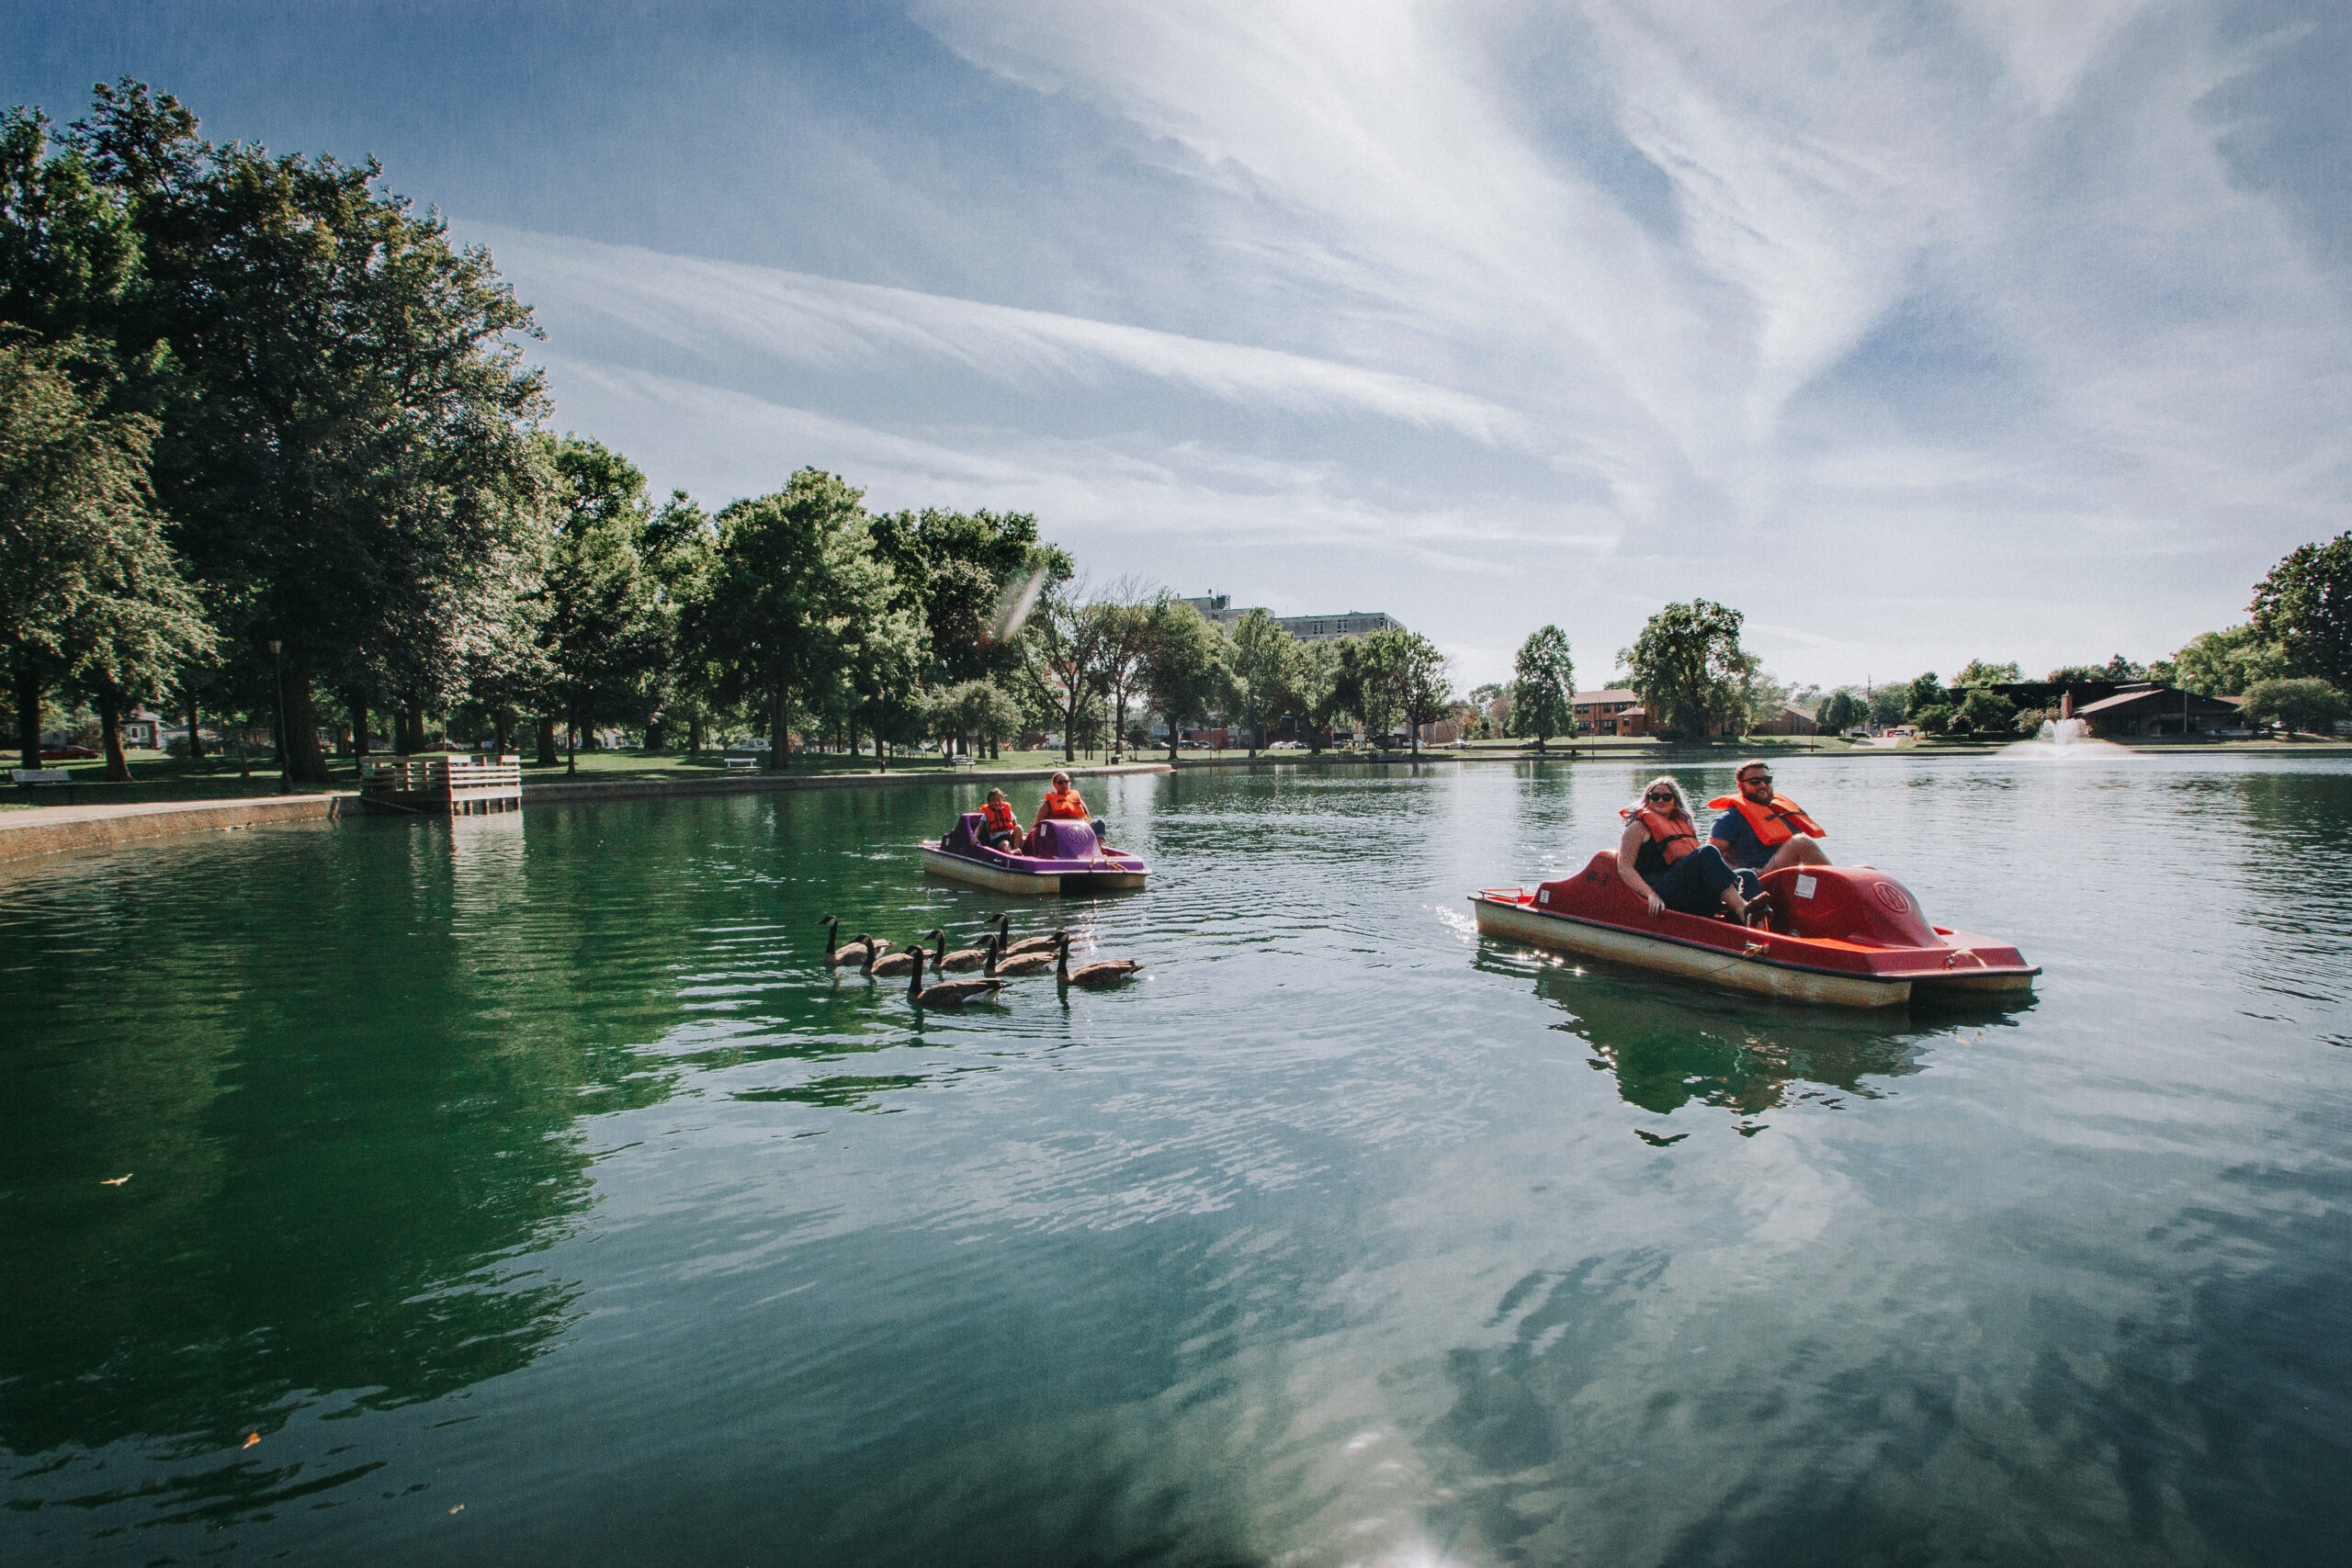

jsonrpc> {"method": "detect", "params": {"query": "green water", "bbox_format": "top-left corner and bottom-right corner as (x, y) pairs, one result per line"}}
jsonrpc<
(4, 756), (2349, 1565)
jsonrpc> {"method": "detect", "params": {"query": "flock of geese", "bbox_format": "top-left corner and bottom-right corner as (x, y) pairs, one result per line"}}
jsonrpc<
(820, 913), (1144, 1007)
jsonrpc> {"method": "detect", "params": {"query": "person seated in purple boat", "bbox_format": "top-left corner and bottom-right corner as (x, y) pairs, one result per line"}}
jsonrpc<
(1025, 772), (1108, 854)
(978, 788), (1022, 852)
(1616, 775), (1750, 920)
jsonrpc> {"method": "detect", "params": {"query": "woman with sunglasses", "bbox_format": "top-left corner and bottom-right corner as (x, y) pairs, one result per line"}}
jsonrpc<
(1616, 775), (1750, 920)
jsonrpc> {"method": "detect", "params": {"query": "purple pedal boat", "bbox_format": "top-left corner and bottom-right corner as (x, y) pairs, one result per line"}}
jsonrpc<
(920, 814), (1148, 897)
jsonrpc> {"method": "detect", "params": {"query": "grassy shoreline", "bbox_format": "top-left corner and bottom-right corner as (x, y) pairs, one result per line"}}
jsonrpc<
(11, 733), (2349, 812)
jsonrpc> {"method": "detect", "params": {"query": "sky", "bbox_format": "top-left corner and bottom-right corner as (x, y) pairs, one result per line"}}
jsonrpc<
(6, 0), (2349, 691)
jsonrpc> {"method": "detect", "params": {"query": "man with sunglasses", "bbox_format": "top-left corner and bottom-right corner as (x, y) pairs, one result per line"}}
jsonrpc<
(1707, 761), (1829, 906)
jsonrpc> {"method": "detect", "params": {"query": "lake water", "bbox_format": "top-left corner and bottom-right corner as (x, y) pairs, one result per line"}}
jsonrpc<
(4, 755), (2349, 1566)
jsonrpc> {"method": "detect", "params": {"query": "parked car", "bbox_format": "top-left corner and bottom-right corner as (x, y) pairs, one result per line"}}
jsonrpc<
(1268, 739), (1305, 750)
(40, 745), (97, 760)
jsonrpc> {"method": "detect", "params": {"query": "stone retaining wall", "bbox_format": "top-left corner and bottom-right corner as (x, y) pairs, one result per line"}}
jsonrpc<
(0, 761), (1172, 863)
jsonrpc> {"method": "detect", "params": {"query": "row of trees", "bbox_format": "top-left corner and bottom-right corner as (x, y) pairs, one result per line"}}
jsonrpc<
(3, 81), (1497, 778)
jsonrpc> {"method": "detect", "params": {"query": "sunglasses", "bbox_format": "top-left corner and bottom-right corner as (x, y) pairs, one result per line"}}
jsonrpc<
(1740, 773), (1772, 785)
(1645, 790), (1675, 802)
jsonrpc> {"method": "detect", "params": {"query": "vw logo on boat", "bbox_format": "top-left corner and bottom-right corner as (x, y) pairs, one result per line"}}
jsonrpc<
(1871, 881), (1914, 914)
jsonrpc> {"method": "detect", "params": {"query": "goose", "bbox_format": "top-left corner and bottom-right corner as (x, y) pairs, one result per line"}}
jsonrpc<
(990, 913), (1060, 958)
(984, 932), (1057, 979)
(820, 916), (884, 968)
(909, 945), (1004, 1008)
(932, 927), (994, 972)
(864, 936), (928, 978)
(1056, 930), (1143, 988)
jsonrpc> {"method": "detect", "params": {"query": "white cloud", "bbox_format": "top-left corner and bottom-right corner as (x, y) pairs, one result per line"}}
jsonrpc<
(468, 223), (1535, 450)
(477, 0), (2352, 687)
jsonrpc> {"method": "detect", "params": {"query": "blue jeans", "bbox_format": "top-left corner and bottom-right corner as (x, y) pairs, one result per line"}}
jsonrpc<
(1648, 845), (1737, 915)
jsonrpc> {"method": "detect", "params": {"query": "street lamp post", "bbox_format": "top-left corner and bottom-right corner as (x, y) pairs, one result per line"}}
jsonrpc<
(267, 638), (290, 795)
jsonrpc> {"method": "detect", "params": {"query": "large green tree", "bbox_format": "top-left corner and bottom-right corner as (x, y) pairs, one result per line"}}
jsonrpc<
(1, 335), (211, 774)
(1510, 625), (1575, 750)
(1139, 593), (1225, 763)
(2251, 532), (2352, 692)
(537, 435), (657, 773)
(67, 80), (550, 783)
(1395, 632), (1452, 754)
(689, 469), (903, 772)
(2155, 625), (2283, 698)
(1227, 608), (1299, 757)
(1620, 600), (1748, 740)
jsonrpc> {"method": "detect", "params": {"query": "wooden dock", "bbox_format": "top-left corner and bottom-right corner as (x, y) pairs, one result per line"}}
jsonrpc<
(360, 754), (524, 816)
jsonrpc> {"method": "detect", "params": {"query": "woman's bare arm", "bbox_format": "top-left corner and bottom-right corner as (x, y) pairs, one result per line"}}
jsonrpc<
(1617, 819), (1666, 913)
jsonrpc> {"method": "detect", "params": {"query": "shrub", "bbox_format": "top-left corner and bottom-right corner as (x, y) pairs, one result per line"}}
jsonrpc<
(1957, 688), (2018, 735)
(2239, 677), (2348, 736)
(1909, 703), (1955, 735)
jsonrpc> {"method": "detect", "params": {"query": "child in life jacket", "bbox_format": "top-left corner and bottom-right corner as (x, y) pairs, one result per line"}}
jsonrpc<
(978, 788), (1022, 851)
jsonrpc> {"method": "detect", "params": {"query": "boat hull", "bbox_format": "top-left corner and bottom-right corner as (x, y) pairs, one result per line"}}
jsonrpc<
(920, 844), (1147, 896)
(1468, 856), (2038, 1010)
(1473, 896), (1914, 1008)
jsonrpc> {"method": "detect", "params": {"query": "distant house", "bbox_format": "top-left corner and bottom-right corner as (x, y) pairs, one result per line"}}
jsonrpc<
(1573, 689), (1647, 737)
(1746, 703), (1820, 737)
(2069, 684), (2244, 738)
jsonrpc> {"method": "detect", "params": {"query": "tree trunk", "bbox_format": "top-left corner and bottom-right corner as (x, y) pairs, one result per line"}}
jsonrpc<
(16, 647), (43, 772)
(536, 715), (558, 765)
(399, 707), (426, 754)
(566, 697), (579, 775)
(346, 691), (369, 760)
(645, 713), (667, 753)
(1168, 711), (1181, 766)
(687, 713), (704, 754)
(185, 682), (204, 761)
(493, 710), (514, 755)
(96, 685), (131, 782)
(283, 661), (330, 783)
(764, 678), (786, 772)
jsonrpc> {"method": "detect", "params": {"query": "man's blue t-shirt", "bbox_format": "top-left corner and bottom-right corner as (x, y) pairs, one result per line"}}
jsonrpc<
(1709, 804), (1772, 870)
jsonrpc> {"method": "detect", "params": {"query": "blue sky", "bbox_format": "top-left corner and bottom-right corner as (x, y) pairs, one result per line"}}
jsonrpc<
(7, 0), (2348, 690)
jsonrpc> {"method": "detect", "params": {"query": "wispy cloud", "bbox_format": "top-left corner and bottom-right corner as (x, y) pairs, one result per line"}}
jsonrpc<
(470, 224), (1536, 450)
(418, 0), (2352, 684)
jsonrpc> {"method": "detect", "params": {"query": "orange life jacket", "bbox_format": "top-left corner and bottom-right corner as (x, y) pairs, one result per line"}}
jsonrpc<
(981, 799), (1019, 835)
(1630, 807), (1697, 865)
(1705, 793), (1825, 847)
(1039, 787), (1089, 821)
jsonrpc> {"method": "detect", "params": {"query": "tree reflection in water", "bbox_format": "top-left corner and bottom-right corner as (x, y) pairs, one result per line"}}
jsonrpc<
(0, 813), (678, 1500)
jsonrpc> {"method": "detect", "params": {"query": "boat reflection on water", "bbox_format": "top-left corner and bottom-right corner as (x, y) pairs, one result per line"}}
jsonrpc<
(1476, 947), (2027, 1129)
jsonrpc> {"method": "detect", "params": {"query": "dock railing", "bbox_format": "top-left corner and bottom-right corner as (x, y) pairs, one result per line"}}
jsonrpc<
(361, 754), (524, 814)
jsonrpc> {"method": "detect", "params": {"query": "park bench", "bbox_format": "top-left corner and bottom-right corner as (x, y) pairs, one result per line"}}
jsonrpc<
(723, 756), (760, 771)
(12, 768), (74, 792)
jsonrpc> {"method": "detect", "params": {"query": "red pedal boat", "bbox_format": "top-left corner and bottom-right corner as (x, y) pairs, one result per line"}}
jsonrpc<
(1470, 853), (2037, 1009)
